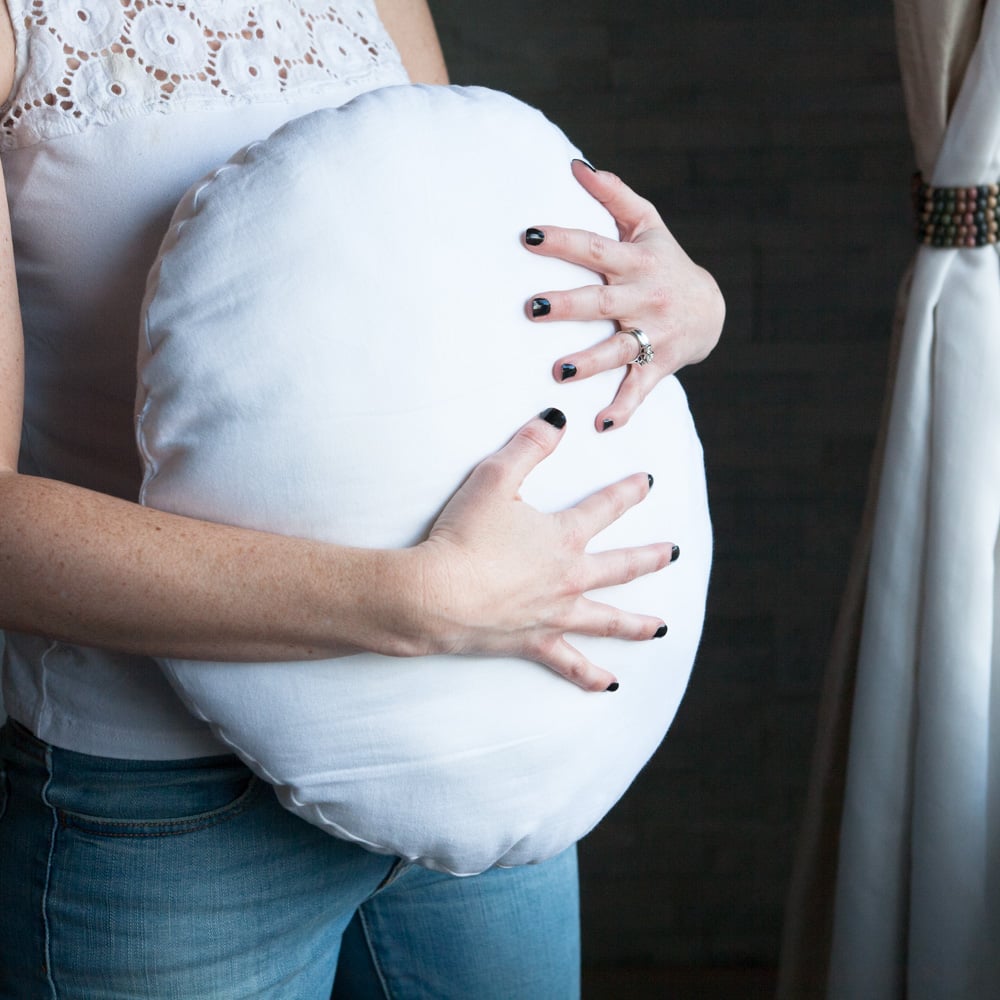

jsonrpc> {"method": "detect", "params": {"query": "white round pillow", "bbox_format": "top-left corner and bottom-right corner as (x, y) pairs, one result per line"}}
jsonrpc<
(136, 84), (712, 875)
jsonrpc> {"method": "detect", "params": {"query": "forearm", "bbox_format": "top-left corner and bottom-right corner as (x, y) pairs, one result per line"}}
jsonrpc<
(0, 471), (429, 662)
(0, 412), (674, 691)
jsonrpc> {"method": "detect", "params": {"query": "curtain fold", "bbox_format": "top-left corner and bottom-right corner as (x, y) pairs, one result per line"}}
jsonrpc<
(778, 1), (997, 996)
(895, 0), (986, 174)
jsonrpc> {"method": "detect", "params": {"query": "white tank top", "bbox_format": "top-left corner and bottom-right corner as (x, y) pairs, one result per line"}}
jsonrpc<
(0, 0), (408, 757)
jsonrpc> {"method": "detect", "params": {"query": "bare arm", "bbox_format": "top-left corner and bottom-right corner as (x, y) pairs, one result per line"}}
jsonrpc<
(0, 404), (671, 689)
(0, 11), (673, 692)
(0, 199), (426, 664)
(0, 171), (21, 465)
(0, 194), (671, 688)
(375, 0), (449, 84)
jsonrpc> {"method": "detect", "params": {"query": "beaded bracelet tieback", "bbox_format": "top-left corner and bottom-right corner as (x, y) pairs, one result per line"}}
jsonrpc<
(913, 172), (1000, 247)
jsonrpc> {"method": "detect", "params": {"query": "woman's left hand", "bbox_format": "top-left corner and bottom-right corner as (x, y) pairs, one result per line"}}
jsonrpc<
(523, 160), (725, 431)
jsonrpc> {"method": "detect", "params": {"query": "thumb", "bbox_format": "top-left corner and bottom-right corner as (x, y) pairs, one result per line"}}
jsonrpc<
(470, 408), (568, 496)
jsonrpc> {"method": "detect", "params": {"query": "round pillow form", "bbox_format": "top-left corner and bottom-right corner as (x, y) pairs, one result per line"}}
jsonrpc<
(136, 84), (712, 875)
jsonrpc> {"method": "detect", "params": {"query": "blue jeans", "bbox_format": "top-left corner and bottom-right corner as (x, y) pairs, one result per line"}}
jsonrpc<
(0, 720), (580, 999)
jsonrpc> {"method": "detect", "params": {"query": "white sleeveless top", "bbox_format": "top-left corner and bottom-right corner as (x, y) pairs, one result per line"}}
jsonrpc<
(0, 0), (408, 757)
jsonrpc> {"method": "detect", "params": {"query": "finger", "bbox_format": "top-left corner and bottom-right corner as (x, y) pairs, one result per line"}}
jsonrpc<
(470, 407), (568, 495)
(522, 224), (633, 280)
(583, 541), (677, 591)
(570, 595), (669, 643)
(532, 594), (671, 690)
(568, 159), (666, 242)
(568, 470), (653, 537)
(527, 282), (641, 325)
(529, 633), (618, 692)
(594, 367), (657, 431)
(552, 329), (650, 383)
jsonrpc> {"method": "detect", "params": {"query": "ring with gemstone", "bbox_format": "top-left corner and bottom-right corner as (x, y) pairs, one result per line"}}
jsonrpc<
(620, 328), (654, 366)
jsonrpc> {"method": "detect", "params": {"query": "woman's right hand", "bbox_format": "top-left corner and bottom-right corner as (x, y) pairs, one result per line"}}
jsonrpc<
(410, 408), (676, 691)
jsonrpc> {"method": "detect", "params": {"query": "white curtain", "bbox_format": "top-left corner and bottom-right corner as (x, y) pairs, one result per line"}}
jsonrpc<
(779, 0), (999, 996)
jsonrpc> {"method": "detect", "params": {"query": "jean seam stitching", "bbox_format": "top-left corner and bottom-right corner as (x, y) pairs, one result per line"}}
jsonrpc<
(56, 775), (265, 838)
(40, 743), (58, 999)
(373, 858), (410, 893)
(357, 907), (394, 1000)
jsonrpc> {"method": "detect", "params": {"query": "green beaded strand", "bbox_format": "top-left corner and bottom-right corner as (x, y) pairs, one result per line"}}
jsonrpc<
(912, 172), (1000, 248)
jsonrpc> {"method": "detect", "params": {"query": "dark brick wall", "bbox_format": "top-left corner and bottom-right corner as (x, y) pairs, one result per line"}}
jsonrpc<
(433, 0), (913, 967)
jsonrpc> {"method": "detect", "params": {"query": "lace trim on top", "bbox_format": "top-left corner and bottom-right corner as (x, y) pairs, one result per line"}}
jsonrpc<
(0, 0), (405, 148)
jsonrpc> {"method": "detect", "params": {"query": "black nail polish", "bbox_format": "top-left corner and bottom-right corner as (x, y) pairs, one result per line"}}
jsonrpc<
(606, 681), (620, 692)
(654, 624), (668, 639)
(525, 228), (545, 246)
(601, 418), (614, 432)
(647, 474), (654, 489)
(574, 158), (598, 172)
(540, 407), (567, 429)
(671, 545), (680, 563)
(532, 297), (551, 318)
(561, 363), (577, 381)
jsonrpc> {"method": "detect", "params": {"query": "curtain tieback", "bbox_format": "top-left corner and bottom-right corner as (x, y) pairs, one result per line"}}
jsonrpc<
(912, 172), (999, 247)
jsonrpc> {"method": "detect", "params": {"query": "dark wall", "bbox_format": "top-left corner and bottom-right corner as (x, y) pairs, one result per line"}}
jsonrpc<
(432, 0), (913, 969)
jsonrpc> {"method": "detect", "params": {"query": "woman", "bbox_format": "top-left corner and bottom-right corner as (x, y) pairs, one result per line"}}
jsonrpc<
(0, 0), (723, 995)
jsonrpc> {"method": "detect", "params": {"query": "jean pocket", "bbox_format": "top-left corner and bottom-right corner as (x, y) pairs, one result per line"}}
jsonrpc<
(52, 757), (268, 839)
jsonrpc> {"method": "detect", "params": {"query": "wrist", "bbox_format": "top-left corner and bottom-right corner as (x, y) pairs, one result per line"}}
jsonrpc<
(316, 542), (455, 660)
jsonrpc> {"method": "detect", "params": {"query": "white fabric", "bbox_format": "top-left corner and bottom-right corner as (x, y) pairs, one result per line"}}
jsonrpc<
(828, 2), (1000, 996)
(136, 84), (712, 874)
(0, 0), (407, 759)
(0, 0), (397, 149)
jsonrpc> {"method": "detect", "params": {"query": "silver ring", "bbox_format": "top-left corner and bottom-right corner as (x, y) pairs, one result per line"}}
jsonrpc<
(620, 328), (654, 366)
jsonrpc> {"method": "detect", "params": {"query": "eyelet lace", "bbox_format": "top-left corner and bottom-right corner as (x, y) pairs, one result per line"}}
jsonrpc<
(1, 0), (404, 147)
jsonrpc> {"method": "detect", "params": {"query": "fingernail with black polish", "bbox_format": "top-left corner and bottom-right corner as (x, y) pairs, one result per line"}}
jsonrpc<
(532, 297), (551, 318)
(560, 363), (577, 381)
(525, 228), (545, 246)
(671, 545), (680, 563)
(606, 681), (620, 692)
(540, 407), (567, 429)
(654, 624), (668, 639)
(574, 158), (598, 172)
(601, 418), (614, 432)
(647, 474), (654, 489)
